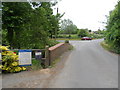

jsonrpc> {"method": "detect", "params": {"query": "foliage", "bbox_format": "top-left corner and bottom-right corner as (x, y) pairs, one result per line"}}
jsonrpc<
(101, 41), (119, 54)
(89, 33), (104, 39)
(57, 34), (78, 39)
(60, 19), (78, 34)
(65, 40), (69, 43)
(105, 1), (120, 54)
(46, 39), (59, 47)
(77, 29), (88, 37)
(2, 2), (62, 49)
(32, 59), (43, 70)
(2, 2), (31, 48)
(0, 46), (26, 73)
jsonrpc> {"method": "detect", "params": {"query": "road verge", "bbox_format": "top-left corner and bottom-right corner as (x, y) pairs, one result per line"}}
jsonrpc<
(101, 41), (119, 55)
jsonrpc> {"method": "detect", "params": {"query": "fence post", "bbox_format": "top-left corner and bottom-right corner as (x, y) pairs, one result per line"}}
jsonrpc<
(44, 46), (49, 68)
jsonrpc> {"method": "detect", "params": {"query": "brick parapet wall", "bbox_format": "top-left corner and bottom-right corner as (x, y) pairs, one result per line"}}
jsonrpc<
(48, 43), (71, 65)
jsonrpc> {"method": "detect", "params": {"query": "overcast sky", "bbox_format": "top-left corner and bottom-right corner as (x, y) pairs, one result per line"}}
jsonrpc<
(53, 0), (118, 31)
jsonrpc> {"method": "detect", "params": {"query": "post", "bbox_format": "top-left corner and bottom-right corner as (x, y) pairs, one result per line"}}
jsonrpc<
(45, 46), (49, 68)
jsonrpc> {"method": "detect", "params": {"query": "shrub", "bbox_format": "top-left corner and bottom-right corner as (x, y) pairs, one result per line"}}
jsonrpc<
(47, 40), (59, 47)
(65, 40), (69, 43)
(0, 46), (26, 73)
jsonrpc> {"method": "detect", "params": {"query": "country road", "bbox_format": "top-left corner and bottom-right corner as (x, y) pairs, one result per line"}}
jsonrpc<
(2, 39), (118, 88)
(47, 39), (118, 88)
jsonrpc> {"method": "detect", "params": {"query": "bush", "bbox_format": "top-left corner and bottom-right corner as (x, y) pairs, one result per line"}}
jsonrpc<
(65, 40), (69, 43)
(0, 46), (26, 73)
(47, 40), (59, 47)
(77, 29), (88, 37)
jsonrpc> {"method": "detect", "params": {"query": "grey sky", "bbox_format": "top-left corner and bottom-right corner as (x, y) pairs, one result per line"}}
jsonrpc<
(53, 0), (118, 31)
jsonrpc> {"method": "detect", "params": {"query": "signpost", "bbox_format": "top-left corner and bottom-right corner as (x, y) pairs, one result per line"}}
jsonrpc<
(19, 50), (32, 66)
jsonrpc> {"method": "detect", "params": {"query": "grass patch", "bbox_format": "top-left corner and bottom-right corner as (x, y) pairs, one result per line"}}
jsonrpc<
(31, 59), (43, 70)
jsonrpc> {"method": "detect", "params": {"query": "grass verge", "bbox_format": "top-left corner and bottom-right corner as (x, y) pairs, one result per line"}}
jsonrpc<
(49, 58), (60, 68)
(69, 44), (74, 50)
(26, 59), (43, 71)
(100, 41), (119, 55)
(56, 38), (81, 40)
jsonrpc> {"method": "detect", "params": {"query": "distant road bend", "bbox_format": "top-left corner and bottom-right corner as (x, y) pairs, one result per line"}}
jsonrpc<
(48, 39), (118, 88)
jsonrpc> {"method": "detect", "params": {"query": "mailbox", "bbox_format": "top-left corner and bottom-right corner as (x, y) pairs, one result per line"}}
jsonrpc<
(35, 50), (42, 60)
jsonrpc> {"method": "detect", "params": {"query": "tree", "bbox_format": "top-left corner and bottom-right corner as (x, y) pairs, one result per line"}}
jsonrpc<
(2, 2), (33, 48)
(77, 29), (88, 37)
(60, 19), (78, 34)
(2, 2), (61, 49)
(105, 1), (120, 53)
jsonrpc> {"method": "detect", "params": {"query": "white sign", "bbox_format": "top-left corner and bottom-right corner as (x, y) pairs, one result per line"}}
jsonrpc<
(35, 52), (42, 56)
(19, 50), (32, 66)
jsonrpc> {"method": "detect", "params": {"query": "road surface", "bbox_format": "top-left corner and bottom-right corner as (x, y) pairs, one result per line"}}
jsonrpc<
(48, 39), (118, 88)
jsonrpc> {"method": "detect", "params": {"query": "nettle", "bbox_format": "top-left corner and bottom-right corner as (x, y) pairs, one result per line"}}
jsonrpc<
(0, 46), (26, 73)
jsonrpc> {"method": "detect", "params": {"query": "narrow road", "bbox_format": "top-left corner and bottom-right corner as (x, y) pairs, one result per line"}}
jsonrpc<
(48, 39), (118, 88)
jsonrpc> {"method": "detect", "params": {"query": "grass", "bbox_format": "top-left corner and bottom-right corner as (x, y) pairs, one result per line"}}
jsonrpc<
(56, 38), (81, 40)
(57, 34), (104, 40)
(56, 38), (99, 41)
(100, 41), (119, 55)
(31, 59), (43, 70)
(101, 41), (110, 50)
(49, 58), (60, 68)
(68, 44), (74, 50)
(57, 34), (78, 39)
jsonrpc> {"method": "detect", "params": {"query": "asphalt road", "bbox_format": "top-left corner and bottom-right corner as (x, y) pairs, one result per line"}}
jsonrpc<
(48, 39), (118, 88)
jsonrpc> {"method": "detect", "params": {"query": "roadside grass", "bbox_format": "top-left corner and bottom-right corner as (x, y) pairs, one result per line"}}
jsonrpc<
(49, 58), (60, 68)
(100, 41), (119, 55)
(57, 34), (104, 40)
(31, 59), (43, 70)
(56, 38), (81, 40)
(101, 41), (110, 50)
(55, 38), (98, 41)
(57, 34), (78, 39)
(69, 44), (74, 50)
